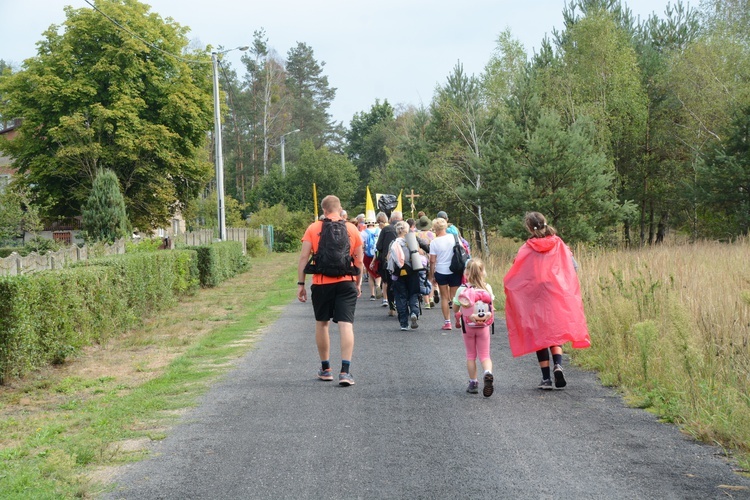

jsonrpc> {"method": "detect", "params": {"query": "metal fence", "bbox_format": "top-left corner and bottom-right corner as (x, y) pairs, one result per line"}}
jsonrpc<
(258, 225), (274, 252)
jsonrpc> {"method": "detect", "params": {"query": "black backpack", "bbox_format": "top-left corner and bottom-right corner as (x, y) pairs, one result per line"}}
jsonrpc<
(304, 219), (360, 277)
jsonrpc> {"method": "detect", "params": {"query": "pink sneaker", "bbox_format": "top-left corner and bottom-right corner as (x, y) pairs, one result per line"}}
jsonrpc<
(441, 322), (452, 331)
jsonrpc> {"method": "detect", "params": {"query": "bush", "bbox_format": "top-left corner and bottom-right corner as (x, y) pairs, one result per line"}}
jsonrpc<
(22, 237), (62, 256)
(0, 247), (18, 258)
(188, 241), (247, 287)
(84, 250), (200, 312)
(0, 266), (130, 383)
(246, 234), (267, 258)
(0, 250), (201, 383)
(249, 203), (310, 253)
(125, 237), (163, 253)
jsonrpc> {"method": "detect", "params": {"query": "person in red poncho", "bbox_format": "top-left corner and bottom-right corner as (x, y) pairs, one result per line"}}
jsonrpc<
(503, 212), (591, 390)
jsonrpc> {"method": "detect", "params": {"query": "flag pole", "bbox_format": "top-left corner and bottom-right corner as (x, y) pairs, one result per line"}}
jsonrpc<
(313, 183), (318, 220)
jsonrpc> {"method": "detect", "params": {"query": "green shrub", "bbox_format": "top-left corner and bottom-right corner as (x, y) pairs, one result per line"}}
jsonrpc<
(125, 237), (163, 253)
(0, 238), (62, 257)
(246, 234), (267, 258)
(0, 247), (19, 258)
(0, 250), (200, 383)
(23, 237), (62, 255)
(249, 203), (309, 253)
(84, 250), (200, 312)
(188, 241), (247, 287)
(0, 266), (130, 383)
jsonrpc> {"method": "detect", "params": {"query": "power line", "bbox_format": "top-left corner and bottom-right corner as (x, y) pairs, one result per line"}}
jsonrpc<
(82, 0), (209, 65)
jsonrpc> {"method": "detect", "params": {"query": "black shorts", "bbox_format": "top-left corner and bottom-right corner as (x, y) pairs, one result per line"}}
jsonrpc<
(434, 271), (462, 288)
(311, 281), (358, 323)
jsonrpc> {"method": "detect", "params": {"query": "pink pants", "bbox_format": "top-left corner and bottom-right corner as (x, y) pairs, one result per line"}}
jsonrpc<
(463, 325), (491, 361)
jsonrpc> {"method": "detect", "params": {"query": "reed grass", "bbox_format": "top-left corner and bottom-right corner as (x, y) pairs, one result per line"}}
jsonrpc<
(485, 235), (750, 468)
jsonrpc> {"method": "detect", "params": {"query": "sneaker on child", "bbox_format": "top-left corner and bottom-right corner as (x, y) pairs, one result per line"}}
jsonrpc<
(538, 378), (553, 390)
(483, 372), (494, 397)
(553, 364), (567, 389)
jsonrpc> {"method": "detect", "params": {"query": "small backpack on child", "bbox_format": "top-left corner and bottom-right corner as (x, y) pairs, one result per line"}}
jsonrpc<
(456, 286), (494, 333)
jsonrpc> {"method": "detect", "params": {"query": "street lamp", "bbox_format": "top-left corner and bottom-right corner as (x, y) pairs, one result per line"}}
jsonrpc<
(212, 45), (249, 240)
(280, 129), (300, 177)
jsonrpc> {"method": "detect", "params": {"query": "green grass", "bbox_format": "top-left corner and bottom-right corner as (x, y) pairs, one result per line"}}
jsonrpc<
(0, 253), (298, 499)
(485, 235), (750, 474)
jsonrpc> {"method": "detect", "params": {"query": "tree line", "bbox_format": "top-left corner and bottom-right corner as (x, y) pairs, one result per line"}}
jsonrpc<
(1, 0), (748, 251)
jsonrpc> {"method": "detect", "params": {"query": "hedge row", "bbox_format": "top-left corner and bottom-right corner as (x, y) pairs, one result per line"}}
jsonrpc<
(0, 250), (200, 384)
(0, 243), (249, 383)
(82, 250), (201, 314)
(188, 241), (248, 287)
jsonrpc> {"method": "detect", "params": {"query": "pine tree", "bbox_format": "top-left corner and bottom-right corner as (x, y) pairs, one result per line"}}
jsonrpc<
(82, 169), (128, 243)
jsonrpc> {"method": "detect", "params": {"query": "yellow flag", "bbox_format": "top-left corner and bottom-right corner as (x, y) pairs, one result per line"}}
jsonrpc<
(365, 186), (376, 223)
(395, 189), (403, 214)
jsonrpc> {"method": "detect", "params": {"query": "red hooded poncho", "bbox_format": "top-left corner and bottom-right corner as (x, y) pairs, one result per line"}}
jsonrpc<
(503, 235), (591, 357)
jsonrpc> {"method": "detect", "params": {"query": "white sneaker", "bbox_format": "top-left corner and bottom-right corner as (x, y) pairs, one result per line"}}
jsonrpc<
(410, 313), (418, 329)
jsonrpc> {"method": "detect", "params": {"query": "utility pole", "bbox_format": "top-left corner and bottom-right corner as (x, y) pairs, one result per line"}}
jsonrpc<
(280, 129), (300, 177)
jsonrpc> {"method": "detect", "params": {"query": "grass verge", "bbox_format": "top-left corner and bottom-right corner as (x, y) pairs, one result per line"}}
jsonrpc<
(485, 234), (750, 475)
(0, 252), (298, 499)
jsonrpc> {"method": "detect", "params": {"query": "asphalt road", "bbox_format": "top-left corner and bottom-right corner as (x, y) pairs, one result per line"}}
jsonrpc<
(104, 291), (750, 499)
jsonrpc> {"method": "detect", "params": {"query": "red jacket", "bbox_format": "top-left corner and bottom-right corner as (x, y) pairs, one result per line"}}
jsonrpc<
(503, 235), (591, 357)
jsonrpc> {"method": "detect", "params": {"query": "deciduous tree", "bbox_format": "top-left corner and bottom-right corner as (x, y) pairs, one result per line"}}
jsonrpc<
(0, 0), (214, 230)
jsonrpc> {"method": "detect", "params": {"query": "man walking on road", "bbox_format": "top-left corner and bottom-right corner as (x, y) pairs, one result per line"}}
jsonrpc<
(298, 195), (364, 386)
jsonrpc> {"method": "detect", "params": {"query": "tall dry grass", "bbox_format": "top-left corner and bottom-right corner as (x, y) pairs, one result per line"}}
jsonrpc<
(484, 235), (750, 465)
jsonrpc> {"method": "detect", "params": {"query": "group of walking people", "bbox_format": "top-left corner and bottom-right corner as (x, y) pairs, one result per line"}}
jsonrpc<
(297, 194), (591, 395)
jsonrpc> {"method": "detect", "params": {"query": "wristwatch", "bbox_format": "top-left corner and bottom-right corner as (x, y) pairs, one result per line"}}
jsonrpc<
(297, 281), (305, 286)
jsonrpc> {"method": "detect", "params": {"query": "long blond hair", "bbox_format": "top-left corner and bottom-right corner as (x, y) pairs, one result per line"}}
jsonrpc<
(464, 258), (488, 291)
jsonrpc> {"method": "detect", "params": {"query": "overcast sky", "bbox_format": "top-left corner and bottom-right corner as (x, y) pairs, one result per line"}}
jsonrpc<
(1, 0), (680, 126)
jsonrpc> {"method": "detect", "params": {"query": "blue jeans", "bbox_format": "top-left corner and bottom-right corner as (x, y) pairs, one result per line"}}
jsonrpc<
(391, 274), (420, 328)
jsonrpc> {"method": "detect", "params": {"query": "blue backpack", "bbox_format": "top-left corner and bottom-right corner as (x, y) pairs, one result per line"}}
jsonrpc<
(418, 269), (432, 296)
(364, 229), (378, 258)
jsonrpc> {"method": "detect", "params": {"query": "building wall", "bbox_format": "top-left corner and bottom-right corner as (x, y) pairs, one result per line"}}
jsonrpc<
(0, 122), (19, 194)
